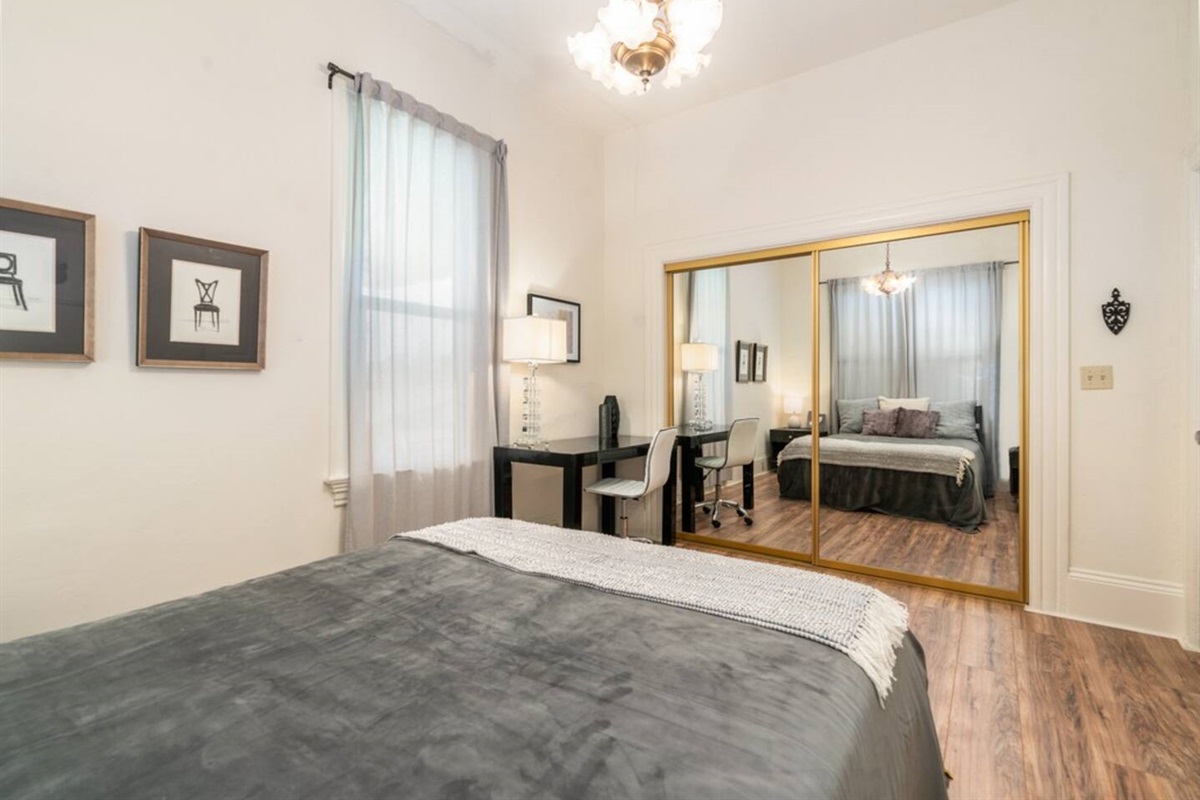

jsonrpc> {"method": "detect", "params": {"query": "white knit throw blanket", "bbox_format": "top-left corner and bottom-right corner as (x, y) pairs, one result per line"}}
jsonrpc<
(780, 435), (975, 486)
(393, 517), (909, 705)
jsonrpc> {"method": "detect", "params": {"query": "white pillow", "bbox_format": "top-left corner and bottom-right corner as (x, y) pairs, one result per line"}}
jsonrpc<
(878, 396), (931, 411)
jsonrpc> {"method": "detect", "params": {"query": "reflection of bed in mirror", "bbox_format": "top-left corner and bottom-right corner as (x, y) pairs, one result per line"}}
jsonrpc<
(777, 404), (990, 531)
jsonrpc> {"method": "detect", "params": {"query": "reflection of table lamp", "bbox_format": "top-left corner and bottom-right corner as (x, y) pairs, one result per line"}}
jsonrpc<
(785, 395), (805, 428)
(681, 342), (719, 431)
(503, 316), (567, 448)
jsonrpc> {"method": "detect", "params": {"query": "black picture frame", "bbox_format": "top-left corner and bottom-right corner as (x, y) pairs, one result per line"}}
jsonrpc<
(735, 340), (752, 383)
(0, 198), (95, 362)
(137, 228), (268, 370)
(527, 293), (580, 363)
(753, 344), (768, 382)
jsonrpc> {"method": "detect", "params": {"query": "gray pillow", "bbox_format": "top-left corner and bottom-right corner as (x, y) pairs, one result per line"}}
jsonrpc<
(861, 408), (899, 436)
(836, 397), (880, 434)
(930, 400), (978, 440)
(895, 408), (941, 439)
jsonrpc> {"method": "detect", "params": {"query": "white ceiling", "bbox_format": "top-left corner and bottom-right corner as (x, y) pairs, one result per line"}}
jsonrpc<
(401, 0), (1018, 135)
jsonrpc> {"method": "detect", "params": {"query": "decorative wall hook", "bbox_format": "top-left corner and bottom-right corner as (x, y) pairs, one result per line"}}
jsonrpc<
(1101, 288), (1130, 335)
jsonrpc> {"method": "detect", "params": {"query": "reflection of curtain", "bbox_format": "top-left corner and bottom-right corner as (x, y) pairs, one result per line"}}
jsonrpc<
(345, 74), (508, 551)
(828, 263), (1003, 491)
(684, 269), (729, 425)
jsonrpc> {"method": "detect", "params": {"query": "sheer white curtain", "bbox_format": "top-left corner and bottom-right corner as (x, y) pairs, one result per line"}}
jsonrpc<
(345, 74), (509, 550)
(684, 268), (730, 425)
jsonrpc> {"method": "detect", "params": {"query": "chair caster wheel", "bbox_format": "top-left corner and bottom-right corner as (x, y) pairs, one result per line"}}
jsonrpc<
(736, 508), (746, 517)
(711, 519), (722, 529)
(702, 506), (711, 514)
(744, 517), (754, 526)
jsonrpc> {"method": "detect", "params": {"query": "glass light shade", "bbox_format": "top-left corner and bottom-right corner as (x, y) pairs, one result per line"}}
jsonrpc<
(567, 24), (613, 78)
(681, 342), (719, 372)
(861, 270), (917, 297)
(662, 49), (711, 87)
(666, 0), (723, 51)
(597, 0), (658, 49)
(609, 65), (647, 95)
(503, 316), (568, 364)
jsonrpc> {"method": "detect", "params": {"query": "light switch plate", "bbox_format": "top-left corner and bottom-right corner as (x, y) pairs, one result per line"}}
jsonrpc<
(1081, 365), (1113, 390)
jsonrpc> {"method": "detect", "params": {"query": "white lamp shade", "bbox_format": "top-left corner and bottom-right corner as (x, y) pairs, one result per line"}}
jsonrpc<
(784, 395), (805, 414)
(681, 342), (719, 372)
(503, 316), (568, 364)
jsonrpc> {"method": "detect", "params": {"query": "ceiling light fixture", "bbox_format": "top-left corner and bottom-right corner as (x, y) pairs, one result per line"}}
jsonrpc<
(567, 0), (723, 95)
(862, 242), (917, 297)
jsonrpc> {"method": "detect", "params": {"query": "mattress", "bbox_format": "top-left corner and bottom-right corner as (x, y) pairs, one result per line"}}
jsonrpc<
(0, 523), (948, 799)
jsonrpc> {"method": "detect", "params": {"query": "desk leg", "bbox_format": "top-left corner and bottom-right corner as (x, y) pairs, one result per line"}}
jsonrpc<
(661, 449), (677, 546)
(681, 443), (698, 532)
(562, 464), (584, 530)
(742, 463), (755, 510)
(600, 462), (616, 535)
(494, 453), (513, 518)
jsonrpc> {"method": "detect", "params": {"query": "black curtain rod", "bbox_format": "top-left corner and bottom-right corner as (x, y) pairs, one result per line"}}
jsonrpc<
(327, 62), (355, 89)
(816, 260), (1019, 285)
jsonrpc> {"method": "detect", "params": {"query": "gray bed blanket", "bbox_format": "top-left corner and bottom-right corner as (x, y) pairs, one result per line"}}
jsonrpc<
(780, 434), (975, 485)
(1, 533), (948, 800)
(401, 518), (908, 704)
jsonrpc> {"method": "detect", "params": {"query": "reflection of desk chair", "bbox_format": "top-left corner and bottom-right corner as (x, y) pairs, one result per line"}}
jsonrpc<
(194, 279), (220, 331)
(0, 253), (28, 310)
(584, 427), (678, 539)
(696, 417), (758, 528)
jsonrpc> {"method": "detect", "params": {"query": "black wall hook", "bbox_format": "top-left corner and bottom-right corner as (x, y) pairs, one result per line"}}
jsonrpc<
(1101, 288), (1130, 335)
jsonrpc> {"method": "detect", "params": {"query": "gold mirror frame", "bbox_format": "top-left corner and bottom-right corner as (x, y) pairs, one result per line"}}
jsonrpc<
(664, 211), (1029, 603)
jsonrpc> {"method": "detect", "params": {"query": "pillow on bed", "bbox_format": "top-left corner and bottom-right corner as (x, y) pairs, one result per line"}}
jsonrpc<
(930, 400), (979, 440)
(878, 396), (931, 411)
(861, 408), (899, 436)
(895, 408), (941, 438)
(836, 397), (880, 433)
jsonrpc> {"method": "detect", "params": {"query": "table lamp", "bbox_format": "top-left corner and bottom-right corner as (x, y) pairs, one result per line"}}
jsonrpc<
(503, 316), (568, 448)
(784, 395), (806, 428)
(681, 342), (719, 431)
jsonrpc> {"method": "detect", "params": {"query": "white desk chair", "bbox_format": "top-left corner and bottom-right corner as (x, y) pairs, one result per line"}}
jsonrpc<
(696, 417), (759, 528)
(585, 427), (678, 540)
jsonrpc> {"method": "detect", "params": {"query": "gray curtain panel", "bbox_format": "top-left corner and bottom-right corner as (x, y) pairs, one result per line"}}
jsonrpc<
(683, 268), (730, 427)
(828, 263), (1003, 491)
(345, 73), (509, 550)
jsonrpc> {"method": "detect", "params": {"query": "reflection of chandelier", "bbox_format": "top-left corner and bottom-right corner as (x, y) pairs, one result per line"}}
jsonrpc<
(862, 242), (917, 297)
(568, 0), (723, 95)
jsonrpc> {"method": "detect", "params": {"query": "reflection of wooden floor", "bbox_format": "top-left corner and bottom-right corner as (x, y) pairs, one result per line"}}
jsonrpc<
(677, 471), (1019, 590)
(681, 542), (1200, 800)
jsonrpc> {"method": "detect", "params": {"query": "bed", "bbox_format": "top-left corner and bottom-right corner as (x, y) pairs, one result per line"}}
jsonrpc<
(0, 518), (948, 800)
(776, 403), (991, 531)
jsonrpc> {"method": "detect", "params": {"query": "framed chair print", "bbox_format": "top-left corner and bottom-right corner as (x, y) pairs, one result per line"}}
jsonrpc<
(735, 340), (752, 383)
(137, 228), (268, 369)
(0, 198), (95, 361)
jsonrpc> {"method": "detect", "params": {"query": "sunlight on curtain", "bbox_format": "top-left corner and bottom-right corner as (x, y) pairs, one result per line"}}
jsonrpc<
(345, 74), (508, 549)
(684, 268), (730, 426)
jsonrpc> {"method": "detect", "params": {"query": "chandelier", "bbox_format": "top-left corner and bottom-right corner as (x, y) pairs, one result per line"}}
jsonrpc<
(861, 242), (917, 297)
(567, 0), (724, 95)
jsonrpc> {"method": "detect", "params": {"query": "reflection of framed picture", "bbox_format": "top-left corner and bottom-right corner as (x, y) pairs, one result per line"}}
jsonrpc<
(527, 293), (580, 363)
(138, 228), (268, 369)
(753, 344), (768, 382)
(735, 340), (752, 382)
(0, 198), (95, 361)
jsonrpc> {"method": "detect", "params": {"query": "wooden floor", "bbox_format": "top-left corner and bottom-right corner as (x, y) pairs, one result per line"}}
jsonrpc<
(678, 471), (1020, 590)
(685, 542), (1200, 800)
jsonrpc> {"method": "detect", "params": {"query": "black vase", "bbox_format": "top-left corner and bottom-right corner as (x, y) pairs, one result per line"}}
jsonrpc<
(599, 395), (620, 445)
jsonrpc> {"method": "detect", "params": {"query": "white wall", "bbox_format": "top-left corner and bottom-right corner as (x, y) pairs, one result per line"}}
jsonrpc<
(603, 0), (1193, 636)
(727, 262), (781, 468)
(0, 0), (606, 640)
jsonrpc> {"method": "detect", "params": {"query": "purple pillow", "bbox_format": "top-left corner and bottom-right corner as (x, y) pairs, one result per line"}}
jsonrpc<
(861, 408), (899, 436)
(896, 408), (941, 439)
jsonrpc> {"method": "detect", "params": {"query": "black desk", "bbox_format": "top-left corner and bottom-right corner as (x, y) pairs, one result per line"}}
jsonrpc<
(493, 436), (678, 544)
(675, 424), (755, 533)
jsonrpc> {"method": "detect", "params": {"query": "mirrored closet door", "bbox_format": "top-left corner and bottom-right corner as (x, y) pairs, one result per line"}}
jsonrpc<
(664, 213), (1028, 601)
(667, 255), (816, 560)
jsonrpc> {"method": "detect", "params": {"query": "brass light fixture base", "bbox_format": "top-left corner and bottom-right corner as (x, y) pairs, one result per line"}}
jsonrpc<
(612, 31), (676, 85)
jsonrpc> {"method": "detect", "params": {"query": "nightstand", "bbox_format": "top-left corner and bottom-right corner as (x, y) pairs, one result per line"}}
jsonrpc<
(769, 426), (824, 470)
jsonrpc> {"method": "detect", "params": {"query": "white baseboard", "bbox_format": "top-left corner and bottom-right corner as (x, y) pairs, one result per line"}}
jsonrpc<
(1059, 567), (1185, 640)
